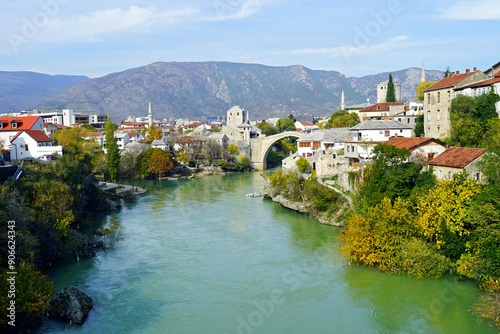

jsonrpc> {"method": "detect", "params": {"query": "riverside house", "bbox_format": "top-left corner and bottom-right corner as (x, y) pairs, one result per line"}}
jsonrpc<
(428, 147), (488, 182)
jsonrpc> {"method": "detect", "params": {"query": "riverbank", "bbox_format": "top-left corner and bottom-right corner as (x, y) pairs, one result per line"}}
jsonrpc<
(262, 169), (351, 227)
(99, 181), (148, 195)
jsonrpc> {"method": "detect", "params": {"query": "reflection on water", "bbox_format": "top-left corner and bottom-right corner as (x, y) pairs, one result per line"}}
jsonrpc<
(38, 172), (495, 334)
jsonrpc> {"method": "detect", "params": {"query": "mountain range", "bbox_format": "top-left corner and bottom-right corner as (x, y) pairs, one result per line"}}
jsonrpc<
(0, 71), (88, 114)
(1, 62), (443, 121)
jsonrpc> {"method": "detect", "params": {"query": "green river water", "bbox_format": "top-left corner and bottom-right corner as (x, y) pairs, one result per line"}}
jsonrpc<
(38, 172), (496, 333)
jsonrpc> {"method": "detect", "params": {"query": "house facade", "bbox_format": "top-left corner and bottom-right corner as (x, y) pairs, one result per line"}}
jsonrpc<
(359, 102), (405, 121)
(385, 136), (447, 163)
(295, 120), (319, 132)
(423, 68), (487, 138)
(453, 70), (500, 114)
(428, 147), (488, 182)
(297, 128), (350, 158)
(9, 130), (63, 160)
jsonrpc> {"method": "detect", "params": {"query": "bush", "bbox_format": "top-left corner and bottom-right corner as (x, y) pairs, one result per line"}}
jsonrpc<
(399, 239), (452, 278)
(296, 157), (310, 173)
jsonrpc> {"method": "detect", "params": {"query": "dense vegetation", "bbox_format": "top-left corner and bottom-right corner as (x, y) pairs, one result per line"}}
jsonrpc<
(0, 143), (114, 330)
(339, 115), (500, 326)
(323, 110), (360, 129)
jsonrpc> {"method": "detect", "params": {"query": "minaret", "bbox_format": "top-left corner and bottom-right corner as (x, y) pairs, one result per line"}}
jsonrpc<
(421, 63), (426, 82)
(148, 101), (153, 128)
(340, 90), (345, 110)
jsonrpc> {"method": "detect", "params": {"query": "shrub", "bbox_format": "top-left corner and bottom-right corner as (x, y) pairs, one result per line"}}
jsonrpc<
(296, 157), (310, 173)
(399, 239), (452, 278)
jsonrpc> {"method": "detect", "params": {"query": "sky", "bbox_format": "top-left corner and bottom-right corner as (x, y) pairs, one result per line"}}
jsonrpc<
(0, 0), (499, 78)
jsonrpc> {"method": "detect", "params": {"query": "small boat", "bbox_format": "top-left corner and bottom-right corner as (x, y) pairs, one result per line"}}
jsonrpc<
(246, 192), (262, 197)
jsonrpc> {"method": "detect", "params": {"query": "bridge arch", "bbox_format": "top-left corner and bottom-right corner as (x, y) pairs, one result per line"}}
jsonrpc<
(250, 131), (305, 170)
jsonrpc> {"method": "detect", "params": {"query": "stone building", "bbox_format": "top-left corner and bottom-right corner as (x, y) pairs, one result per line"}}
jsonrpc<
(377, 79), (401, 103)
(423, 68), (487, 138)
(428, 147), (488, 183)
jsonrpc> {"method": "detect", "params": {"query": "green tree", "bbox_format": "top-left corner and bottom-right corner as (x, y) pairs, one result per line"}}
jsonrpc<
(257, 122), (279, 136)
(288, 114), (297, 122)
(386, 73), (396, 102)
(325, 110), (360, 128)
(275, 118), (296, 132)
(414, 115), (425, 137)
(415, 81), (437, 101)
(105, 119), (120, 182)
(444, 66), (451, 78)
(0, 262), (54, 328)
(227, 144), (239, 158)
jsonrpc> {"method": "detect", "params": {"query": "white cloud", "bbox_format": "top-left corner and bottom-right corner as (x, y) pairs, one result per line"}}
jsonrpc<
(437, 0), (500, 20)
(274, 36), (411, 58)
(208, 0), (262, 21)
(36, 6), (197, 44)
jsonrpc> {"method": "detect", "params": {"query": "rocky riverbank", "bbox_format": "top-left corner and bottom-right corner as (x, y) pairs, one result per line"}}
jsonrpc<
(262, 174), (351, 227)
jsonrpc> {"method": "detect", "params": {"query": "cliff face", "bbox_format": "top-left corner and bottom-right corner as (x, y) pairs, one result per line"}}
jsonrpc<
(35, 62), (443, 120)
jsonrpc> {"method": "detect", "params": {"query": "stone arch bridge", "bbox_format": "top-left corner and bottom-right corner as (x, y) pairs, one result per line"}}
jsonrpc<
(250, 131), (305, 170)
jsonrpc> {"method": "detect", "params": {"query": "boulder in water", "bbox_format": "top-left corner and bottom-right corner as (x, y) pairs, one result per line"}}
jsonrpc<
(46, 287), (93, 324)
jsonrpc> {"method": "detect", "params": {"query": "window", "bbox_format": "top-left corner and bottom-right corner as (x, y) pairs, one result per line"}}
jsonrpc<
(448, 171), (451, 179)
(427, 110), (431, 123)
(407, 119), (411, 123)
(398, 118), (402, 122)
(11, 122), (17, 129)
(475, 173), (480, 181)
(400, 129), (403, 133)
(447, 90), (451, 102)
(25, 144), (28, 151)
(347, 146), (350, 152)
(437, 109), (440, 121)
(313, 142), (321, 150)
(428, 93), (431, 104)
(439, 170), (442, 178)
(384, 130), (390, 137)
(437, 92), (440, 103)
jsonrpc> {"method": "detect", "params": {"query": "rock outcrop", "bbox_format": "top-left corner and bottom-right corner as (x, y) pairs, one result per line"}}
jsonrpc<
(46, 287), (93, 324)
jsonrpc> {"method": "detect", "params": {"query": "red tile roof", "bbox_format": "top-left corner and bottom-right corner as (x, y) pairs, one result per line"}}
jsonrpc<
(85, 132), (104, 137)
(386, 137), (445, 151)
(298, 120), (314, 126)
(0, 116), (41, 131)
(11, 130), (52, 143)
(494, 70), (500, 77)
(128, 132), (139, 137)
(424, 71), (477, 92)
(455, 76), (500, 90)
(428, 147), (487, 168)
(361, 102), (404, 112)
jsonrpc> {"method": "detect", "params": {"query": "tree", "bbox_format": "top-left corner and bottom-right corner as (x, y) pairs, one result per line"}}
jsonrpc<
(105, 119), (120, 182)
(325, 110), (360, 128)
(416, 175), (481, 258)
(296, 157), (310, 173)
(146, 124), (163, 142)
(414, 115), (425, 137)
(33, 179), (75, 234)
(227, 144), (239, 158)
(176, 151), (191, 165)
(148, 149), (173, 179)
(275, 118), (296, 132)
(257, 122), (279, 136)
(288, 114), (296, 122)
(444, 66), (451, 78)
(0, 262), (54, 327)
(415, 81), (437, 101)
(386, 73), (396, 102)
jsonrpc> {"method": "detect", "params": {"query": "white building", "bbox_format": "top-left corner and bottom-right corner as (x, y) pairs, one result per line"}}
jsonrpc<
(453, 70), (500, 114)
(9, 130), (63, 160)
(297, 128), (350, 158)
(295, 120), (319, 132)
(20, 109), (108, 127)
(344, 120), (414, 161)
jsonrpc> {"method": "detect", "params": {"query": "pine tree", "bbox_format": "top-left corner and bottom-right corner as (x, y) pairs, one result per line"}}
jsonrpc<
(105, 118), (120, 182)
(386, 73), (396, 102)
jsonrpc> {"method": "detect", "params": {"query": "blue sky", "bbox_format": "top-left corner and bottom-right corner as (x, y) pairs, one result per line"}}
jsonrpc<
(1, 0), (499, 78)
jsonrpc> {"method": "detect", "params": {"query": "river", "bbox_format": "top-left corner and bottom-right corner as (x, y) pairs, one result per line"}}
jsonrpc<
(38, 171), (496, 333)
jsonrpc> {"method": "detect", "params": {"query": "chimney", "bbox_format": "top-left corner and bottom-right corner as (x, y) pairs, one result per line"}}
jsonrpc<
(456, 70), (460, 75)
(466, 69), (470, 74)
(451, 72), (455, 76)
(420, 134), (424, 138)
(473, 67), (477, 71)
